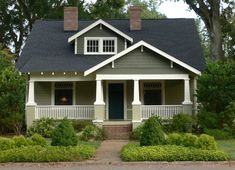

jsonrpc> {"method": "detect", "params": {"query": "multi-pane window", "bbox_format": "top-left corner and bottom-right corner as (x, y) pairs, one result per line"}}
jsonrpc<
(87, 40), (99, 53)
(103, 40), (115, 53)
(54, 82), (73, 105)
(85, 37), (117, 54)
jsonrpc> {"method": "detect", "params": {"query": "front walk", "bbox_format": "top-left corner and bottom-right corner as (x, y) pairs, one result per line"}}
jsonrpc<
(91, 140), (129, 163)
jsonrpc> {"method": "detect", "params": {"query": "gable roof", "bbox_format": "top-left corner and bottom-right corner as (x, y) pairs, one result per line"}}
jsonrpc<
(17, 19), (205, 73)
(84, 40), (201, 76)
(68, 19), (133, 43)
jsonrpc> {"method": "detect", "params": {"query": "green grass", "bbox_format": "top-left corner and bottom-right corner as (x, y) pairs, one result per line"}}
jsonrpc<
(217, 139), (235, 160)
(77, 140), (101, 149)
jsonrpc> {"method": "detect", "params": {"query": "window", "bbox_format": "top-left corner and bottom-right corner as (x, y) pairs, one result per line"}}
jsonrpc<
(143, 82), (162, 105)
(84, 37), (117, 54)
(54, 82), (73, 105)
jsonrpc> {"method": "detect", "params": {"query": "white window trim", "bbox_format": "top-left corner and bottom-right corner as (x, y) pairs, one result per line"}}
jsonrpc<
(140, 80), (165, 105)
(84, 37), (117, 55)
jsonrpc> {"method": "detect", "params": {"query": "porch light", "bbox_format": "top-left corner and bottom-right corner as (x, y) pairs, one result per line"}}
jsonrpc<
(60, 97), (68, 103)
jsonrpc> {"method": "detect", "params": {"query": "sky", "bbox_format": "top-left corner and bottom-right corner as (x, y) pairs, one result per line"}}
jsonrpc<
(158, 1), (197, 18)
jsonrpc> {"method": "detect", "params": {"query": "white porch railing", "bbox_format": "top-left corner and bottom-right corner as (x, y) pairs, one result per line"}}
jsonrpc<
(35, 105), (94, 120)
(141, 105), (183, 120)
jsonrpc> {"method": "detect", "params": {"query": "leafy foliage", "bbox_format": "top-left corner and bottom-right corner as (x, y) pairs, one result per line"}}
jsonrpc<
(30, 133), (47, 147)
(26, 118), (56, 138)
(197, 62), (235, 113)
(204, 129), (233, 140)
(71, 120), (93, 133)
(0, 145), (95, 162)
(140, 116), (165, 146)
(197, 111), (220, 129)
(51, 119), (78, 146)
(130, 124), (144, 140)
(197, 134), (217, 151)
(171, 114), (193, 133)
(121, 143), (228, 161)
(0, 137), (15, 151)
(80, 125), (106, 141)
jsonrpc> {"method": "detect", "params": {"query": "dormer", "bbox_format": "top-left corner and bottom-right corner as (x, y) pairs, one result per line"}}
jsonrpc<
(65, 8), (133, 55)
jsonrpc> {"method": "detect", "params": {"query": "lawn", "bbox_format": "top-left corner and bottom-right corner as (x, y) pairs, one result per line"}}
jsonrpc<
(217, 139), (235, 160)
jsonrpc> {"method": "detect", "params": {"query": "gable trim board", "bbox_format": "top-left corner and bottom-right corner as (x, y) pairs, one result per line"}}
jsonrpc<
(84, 41), (201, 76)
(68, 19), (133, 43)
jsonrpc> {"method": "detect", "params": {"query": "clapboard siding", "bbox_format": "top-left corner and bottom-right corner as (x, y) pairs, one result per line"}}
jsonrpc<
(35, 82), (51, 105)
(97, 47), (188, 74)
(76, 81), (95, 105)
(165, 80), (184, 105)
(77, 25), (125, 54)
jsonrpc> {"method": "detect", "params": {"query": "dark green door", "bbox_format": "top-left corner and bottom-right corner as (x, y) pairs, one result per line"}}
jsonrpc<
(108, 83), (124, 120)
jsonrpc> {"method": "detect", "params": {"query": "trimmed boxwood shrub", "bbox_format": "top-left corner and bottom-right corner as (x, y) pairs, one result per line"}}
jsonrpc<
(121, 143), (228, 161)
(51, 119), (78, 146)
(130, 124), (143, 140)
(197, 134), (217, 150)
(30, 133), (47, 146)
(0, 145), (95, 162)
(13, 135), (33, 147)
(140, 116), (165, 146)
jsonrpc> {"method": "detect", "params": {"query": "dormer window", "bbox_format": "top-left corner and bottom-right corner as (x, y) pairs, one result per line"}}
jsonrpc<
(84, 37), (117, 55)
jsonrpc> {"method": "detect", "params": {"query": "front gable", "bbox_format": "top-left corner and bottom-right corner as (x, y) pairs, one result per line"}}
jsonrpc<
(84, 41), (201, 76)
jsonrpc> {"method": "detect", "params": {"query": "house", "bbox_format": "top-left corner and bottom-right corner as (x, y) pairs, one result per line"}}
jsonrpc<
(17, 6), (204, 133)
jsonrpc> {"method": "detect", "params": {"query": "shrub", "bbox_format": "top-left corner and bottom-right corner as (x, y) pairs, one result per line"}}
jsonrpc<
(13, 135), (32, 147)
(51, 119), (78, 146)
(0, 137), (15, 150)
(140, 116), (165, 146)
(0, 145), (96, 162)
(130, 124), (143, 140)
(171, 114), (193, 133)
(30, 134), (47, 146)
(197, 111), (219, 129)
(121, 143), (228, 161)
(197, 134), (217, 150)
(204, 128), (233, 140)
(182, 133), (198, 147)
(222, 102), (235, 128)
(80, 125), (106, 141)
(26, 118), (56, 138)
(166, 133), (183, 146)
(71, 120), (93, 132)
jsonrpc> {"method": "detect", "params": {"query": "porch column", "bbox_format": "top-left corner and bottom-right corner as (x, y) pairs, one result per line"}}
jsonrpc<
(193, 76), (198, 114)
(182, 78), (192, 114)
(93, 80), (105, 127)
(26, 80), (37, 129)
(132, 79), (142, 129)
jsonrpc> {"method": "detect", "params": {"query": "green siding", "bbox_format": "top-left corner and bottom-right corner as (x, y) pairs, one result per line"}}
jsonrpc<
(77, 25), (125, 54)
(35, 82), (51, 105)
(76, 81), (95, 105)
(165, 80), (184, 105)
(97, 47), (188, 74)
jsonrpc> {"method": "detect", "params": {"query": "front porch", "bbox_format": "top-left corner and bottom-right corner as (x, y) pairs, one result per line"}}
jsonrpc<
(26, 73), (197, 128)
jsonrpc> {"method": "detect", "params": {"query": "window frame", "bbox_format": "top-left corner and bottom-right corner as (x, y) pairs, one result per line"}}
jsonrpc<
(84, 37), (117, 55)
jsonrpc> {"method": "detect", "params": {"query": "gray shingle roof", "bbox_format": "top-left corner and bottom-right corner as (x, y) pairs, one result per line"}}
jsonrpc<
(17, 19), (205, 73)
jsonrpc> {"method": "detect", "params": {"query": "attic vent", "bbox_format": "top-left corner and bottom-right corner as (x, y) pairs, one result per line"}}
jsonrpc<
(144, 82), (161, 89)
(55, 82), (73, 89)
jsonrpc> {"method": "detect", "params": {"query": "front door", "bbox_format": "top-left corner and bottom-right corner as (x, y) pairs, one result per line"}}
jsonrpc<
(108, 83), (124, 120)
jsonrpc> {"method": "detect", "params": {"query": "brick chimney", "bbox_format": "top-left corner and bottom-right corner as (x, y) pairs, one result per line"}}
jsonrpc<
(130, 6), (141, 31)
(64, 7), (78, 31)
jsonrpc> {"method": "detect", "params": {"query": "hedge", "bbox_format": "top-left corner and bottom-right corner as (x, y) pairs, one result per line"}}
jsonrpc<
(0, 145), (95, 162)
(121, 143), (228, 161)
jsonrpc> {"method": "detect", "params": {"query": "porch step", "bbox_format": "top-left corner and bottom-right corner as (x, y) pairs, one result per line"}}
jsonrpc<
(103, 124), (132, 140)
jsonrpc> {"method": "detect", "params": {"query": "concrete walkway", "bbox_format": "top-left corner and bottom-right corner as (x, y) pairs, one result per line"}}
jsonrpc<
(91, 140), (129, 163)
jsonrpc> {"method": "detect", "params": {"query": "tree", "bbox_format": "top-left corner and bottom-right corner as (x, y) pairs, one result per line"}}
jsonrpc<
(127, 0), (166, 19)
(0, 48), (26, 134)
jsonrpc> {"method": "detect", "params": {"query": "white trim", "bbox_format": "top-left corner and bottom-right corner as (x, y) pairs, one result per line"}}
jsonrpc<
(68, 19), (133, 43)
(92, 119), (104, 123)
(75, 39), (78, 54)
(84, 40), (201, 76)
(94, 80), (105, 105)
(26, 80), (37, 106)
(132, 120), (142, 123)
(84, 37), (117, 55)
(182, 78), (192, 104)
(51, 82), (55, 105)
(96, 74), (189, 80)
(30, 75), (95, 82)
(105, 81), (127, 120)
(132, 79), (141, 105)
